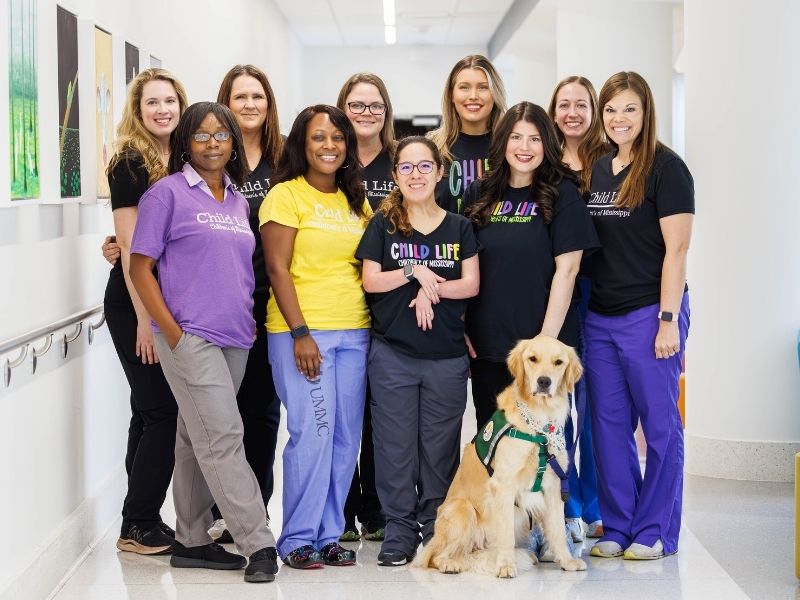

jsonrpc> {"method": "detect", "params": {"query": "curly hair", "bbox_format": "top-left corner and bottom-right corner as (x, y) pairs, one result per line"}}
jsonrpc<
(427, 55), (507, 163)
(547, 75), (609, 193)
(376, 136), (443, 237)
(108, 68), (188, 185)
(465, 102), (571, 227)
(273, 105), (367, 219)
(167, 102), (249, 187)
(216, 64), (283, 171)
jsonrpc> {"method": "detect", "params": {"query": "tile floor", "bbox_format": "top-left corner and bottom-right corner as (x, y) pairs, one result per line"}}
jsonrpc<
(48, 403), (797, 600)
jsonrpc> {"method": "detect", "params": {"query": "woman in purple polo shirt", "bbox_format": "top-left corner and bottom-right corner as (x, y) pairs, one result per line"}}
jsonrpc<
(129, 102), (278, 584)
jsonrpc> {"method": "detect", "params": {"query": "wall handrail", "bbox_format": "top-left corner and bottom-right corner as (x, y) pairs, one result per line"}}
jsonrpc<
(1, 304), (105, 387)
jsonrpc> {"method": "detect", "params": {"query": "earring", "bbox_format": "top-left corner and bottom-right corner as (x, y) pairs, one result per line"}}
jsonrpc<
(229, 150), (238, 162)
(180, 151), (190, 163)
(340, 162), (351, 169)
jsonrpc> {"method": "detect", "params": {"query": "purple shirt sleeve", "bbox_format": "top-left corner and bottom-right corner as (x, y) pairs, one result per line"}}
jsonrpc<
(131, 184), (174, 260)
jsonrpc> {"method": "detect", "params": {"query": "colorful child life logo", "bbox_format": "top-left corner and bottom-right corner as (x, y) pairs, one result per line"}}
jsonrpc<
(492, 199), (538, 217)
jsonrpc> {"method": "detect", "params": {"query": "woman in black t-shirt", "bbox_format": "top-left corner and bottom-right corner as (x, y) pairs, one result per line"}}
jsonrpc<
(335, 73), (396, 542)
(585, 72), (694, 561)
(428, 55), (507, 214)
(355, 136), (479, 566)
(463, 101), (598, 432)
(103, 68), (188, 555)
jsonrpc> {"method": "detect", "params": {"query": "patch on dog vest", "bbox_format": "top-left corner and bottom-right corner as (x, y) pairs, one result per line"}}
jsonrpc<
(474, 411), (513, 474)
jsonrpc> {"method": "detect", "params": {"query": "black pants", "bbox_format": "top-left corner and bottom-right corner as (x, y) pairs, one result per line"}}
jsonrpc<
(343, 388), (384, 530)
(469, 358), (513, 432)
(106, 307), (178, 535)
(211, 292), (281, 521)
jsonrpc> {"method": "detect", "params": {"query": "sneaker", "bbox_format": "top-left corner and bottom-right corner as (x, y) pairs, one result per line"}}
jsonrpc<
(590, 540), (624, 558)
(208, 518), (233, 543)
(565, 518), (584, 542)
(585, 520), (604, 538)
(158, 522), (176, 538)
(116, 523), (173, 555)
(283, 544), (324, 569)
(339, 527), (360, 542)
(320, 542), (356, 566)
(362, 525), (385, 541)
(377, 549), (414, 566)
(244, 547), (279, 582)
(623, 539), (665, 560)
(170, 541), (246, 570)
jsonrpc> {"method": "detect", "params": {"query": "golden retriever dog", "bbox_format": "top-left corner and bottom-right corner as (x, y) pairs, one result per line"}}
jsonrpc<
(414, 335), (587, 577)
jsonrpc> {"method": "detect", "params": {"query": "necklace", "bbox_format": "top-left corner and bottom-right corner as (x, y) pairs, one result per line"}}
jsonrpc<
(515, 400), (566, 455)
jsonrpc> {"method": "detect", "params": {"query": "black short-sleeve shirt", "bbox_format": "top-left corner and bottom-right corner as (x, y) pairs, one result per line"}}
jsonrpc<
(586, 146), (695, 315)
(356, 211), (480, 359)
(235, 156), (274, 296)
(362, 150), (395, 210)
(464, 179), (600, 360)
(436, 132), (491, 214)
(104, 153), (150, 311)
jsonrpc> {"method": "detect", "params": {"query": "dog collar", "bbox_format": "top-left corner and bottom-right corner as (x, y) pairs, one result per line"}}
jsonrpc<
(515, 400), (566, 455)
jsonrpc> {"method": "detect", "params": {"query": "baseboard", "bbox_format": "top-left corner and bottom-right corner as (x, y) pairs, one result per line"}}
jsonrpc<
(686, 434), (800, 482)
(0, 465), (126, 600)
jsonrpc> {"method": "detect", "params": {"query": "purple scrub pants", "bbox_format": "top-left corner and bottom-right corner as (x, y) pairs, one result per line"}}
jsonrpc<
(584, 294), (689, 555)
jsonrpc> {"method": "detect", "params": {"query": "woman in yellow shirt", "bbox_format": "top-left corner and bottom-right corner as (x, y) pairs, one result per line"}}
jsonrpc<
(259, 105), (371, 569)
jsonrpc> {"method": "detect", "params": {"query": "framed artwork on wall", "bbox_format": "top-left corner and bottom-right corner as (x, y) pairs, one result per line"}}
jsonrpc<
(94, 25), (112, 199)
(57, 5), (80, 198)
(124, 41), (138, 85)
(150, 55), (161, 68)
(8, 0), (40, 200)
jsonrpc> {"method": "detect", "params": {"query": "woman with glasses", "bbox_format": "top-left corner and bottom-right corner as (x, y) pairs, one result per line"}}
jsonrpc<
(260, 105), (371, 569)
(428, 54), (507, 214)
(129, 102), (278, 583)
(202, 64), (284, 545)
(103, 68), (187, 556)
(356, 136), (479, 566)
(335, 73), (396, 543)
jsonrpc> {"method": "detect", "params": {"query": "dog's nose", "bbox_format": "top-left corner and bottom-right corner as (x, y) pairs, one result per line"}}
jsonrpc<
(537, 376), (551, 389)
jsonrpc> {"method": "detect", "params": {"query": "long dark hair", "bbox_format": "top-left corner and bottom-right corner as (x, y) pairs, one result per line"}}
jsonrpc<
(376, 136), (443, 237)
(168, 102), (249, 186)
(273, 105), (366, 219)
(465, 102), (569, 227)
(216, 64), (283, 171)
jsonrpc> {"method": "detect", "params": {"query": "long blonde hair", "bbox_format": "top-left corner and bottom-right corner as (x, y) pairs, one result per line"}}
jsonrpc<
(548, 75), (609, 193)
(427, 55), (507, 162)
(108, 68), (188, 184)
(594, 71), (660, 211)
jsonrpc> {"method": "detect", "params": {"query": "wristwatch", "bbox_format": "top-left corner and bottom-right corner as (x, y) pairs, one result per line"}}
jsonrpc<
(403, 264), (416, 282)
(290, 324), (310, 339)
(658, 311), (679, 322)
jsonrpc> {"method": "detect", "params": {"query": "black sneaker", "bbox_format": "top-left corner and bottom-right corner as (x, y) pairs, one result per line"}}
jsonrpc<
(320, 542), (356, 566)
(244, 547), (279, 583)
(282, 544), (324, 569)
(170, 541), (246, 570)
(377, 549), (414, 566)
(158, 522), (176, 538)
(116, 524), (173, 555)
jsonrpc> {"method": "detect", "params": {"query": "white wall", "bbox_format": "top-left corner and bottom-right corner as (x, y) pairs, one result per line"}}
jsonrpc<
(299, 44), (486, 118)
(0, 1), (301, 598)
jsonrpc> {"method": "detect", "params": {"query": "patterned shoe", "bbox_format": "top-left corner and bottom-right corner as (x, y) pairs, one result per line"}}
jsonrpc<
(362, 526), (385, 541)
(339, 528), (360, 542)
(283, 544), (324, 569)
(585, 520), (604, 538)
(116, 524), (173, 555)
(320, 542), (356, 566)
(565, 518), (584, 542)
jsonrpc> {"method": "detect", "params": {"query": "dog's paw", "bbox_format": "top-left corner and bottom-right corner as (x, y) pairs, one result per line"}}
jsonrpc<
(437, 560), (462, 575)
(496, 563), (517, 578)
(559, 557), (587, 572)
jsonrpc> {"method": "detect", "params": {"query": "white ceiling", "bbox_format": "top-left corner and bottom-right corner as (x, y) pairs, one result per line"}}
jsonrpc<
(272, 0), (517, 46)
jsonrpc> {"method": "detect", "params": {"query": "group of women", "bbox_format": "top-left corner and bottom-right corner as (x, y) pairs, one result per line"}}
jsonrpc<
(101, 52), (693, 583)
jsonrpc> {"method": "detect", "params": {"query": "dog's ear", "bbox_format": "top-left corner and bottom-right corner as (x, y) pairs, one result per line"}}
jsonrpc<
(506, 340), (527, 386)
(561, 345), (583, 393)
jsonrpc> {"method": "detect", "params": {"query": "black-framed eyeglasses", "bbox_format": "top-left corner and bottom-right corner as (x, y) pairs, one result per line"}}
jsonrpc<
(396, 161), (435, 176)
(347, 101), (386, 115)
(192, 131), (231, 143)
